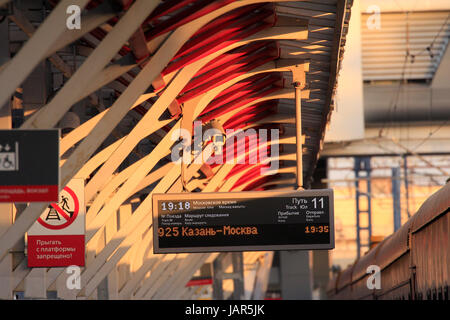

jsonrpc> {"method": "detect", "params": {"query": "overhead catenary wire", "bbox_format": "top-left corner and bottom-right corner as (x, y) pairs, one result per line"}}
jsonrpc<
(378, 53), (408, 138)
(411, 119), (450, 152)
(410, 12), (450, 60)
(366, 135), (449, 177)
(378, 12), (410, 139)
(378, 11), (450, 139)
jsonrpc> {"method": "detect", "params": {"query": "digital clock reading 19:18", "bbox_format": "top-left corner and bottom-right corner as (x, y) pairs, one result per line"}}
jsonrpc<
(160, 201), (191, 211)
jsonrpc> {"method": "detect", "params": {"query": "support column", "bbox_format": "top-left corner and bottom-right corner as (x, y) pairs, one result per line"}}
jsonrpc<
(311, 158), (330, 300)
(402, 155), (411, 218)
(354, 157), (372, 258)
(251, 251), (274, 300)
(97, 276), (109, 300)
(212, 252), (245, 300)
(312, 251), (330, 300)
(392, 167), (401, 232)
(231, 252), (244, 300)
(212, 253), (225, 300)
(279, 250), (312, 300)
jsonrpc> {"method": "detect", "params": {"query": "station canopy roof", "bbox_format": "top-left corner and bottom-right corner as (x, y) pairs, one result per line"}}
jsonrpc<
(0, 0), (352, 299)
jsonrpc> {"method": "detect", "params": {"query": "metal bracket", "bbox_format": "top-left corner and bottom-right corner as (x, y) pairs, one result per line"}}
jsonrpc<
(289, 64), (307, 89)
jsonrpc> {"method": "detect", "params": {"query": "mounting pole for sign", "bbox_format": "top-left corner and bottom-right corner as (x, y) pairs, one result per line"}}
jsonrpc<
(291, 65), (306, 190)
(294, 81), (303, 190)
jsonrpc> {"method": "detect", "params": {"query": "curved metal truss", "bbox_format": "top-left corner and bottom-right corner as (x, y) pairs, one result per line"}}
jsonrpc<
(0, 0), (351, 299)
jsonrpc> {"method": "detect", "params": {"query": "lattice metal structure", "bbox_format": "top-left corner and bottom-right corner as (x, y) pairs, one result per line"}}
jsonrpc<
(354, 156), (372, 259)
(0, 0), (352, 299)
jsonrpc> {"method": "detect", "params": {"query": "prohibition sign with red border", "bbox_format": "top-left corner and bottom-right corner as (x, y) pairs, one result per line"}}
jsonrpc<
(37, 186), (79, 230)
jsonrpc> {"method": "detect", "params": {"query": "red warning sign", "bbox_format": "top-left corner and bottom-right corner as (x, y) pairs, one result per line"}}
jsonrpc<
(37, 186), (79, 230)
(27, 179), (85, 268)
(27, 235), (85, 267)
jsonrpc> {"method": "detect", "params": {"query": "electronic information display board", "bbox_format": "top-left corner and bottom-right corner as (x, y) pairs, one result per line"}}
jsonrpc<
(152, 189), (334, 253)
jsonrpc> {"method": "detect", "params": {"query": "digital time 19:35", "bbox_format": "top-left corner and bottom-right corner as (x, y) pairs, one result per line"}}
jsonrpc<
(305, 225), (329, 233)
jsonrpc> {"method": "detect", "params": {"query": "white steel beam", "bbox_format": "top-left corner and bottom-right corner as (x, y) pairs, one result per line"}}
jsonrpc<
(0, 0), (90, 108)
(2, 0), (312, 299)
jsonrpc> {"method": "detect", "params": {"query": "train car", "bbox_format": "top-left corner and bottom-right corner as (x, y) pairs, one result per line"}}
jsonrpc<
(351, 237), (385, 299)
(328, 183), (450, 300)
(410, 183), (449, 300)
